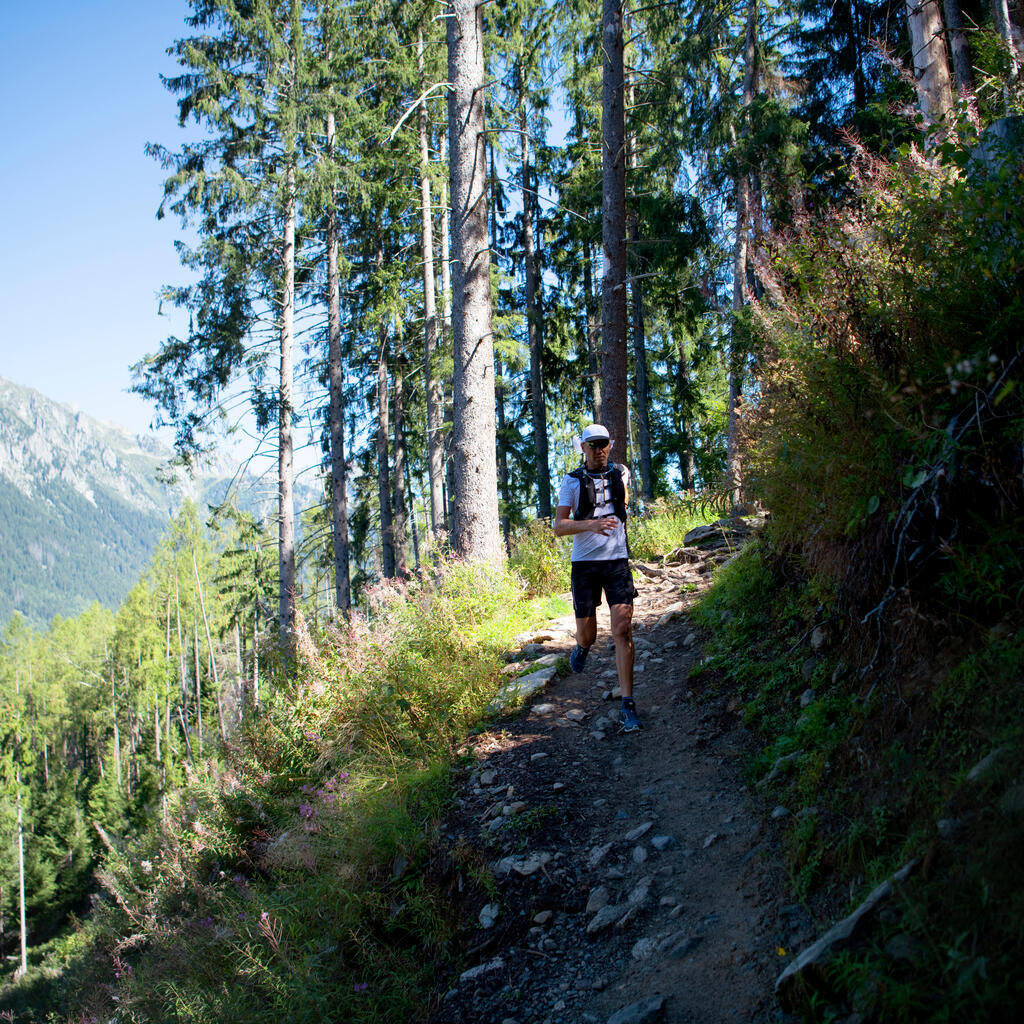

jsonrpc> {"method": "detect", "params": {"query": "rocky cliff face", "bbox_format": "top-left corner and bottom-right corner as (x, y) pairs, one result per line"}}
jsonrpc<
(0, 377), (271, 628)
(0, 376), (210, 515)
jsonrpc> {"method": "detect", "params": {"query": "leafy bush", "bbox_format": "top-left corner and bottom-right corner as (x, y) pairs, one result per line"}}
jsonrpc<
(509, 519), (571, 594)
(628, 497), (719, 560)
(744, 129), (1024, 620)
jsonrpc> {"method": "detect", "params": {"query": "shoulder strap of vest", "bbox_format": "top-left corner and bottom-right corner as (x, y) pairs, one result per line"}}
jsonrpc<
(569, 466), (596, 519)
(607, 465), (627, 521)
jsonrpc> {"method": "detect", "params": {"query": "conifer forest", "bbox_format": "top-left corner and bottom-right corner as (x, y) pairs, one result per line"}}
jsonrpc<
(2, 0), (1023, 1021)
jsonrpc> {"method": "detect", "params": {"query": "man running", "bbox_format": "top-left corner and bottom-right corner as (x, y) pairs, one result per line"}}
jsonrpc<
(553, 423), (641, 733)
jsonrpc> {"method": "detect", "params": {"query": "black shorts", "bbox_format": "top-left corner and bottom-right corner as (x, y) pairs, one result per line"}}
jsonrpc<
(570, 558), (638, 618)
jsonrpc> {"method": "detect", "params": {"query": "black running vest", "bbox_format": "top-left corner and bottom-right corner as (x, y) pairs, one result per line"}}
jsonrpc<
(569, 464), (627, 522)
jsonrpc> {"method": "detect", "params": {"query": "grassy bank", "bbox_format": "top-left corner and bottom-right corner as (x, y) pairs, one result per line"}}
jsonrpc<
(690, 541), (1024, 1022)
(5, 504), (712, 1023)
(3, 564), (568, 1023)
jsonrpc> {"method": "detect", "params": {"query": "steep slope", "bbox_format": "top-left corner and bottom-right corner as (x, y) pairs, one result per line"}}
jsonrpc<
(0, 377), (253, 627)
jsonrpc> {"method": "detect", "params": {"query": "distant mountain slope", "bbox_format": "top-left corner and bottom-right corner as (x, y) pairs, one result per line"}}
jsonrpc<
(0, 377), (270, 628)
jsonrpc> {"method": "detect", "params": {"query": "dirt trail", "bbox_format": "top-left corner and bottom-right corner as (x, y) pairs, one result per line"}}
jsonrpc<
(428, 534), (808, 1024)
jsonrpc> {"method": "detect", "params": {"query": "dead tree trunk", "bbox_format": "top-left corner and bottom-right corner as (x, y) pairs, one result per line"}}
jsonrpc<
(905, 0), (954, 123)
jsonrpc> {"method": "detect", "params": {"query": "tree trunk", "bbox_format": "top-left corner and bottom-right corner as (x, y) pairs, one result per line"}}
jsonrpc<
(192, 549), (224, 742)
(174, 569), (187, 716)
(601, 0), (629, 449)
(491, 146), (512, 546)
(850, 0), (867, 109)
(17, 781), (26, 978)
(630, 269), (652, 500)
(278, 158), (297, 645)
(447, 0), (502, 562)
(583, 242), (602, 420)
(112, 674), (122, 791)
(942, 0), (974, 99)
(408, 462), (422, 570)
(419, 32), (445, 541)
(905, 0), (954, 123)
(252, 609), (260, 709)
(670, 340), (697, 490)
(326, 109), (352, 614)
(728, 0), (758, 512)
(992, 0), (1021, 94)
(193, 620), (204, 755)
(440, 171), (454, 537)
(376, 325), (396, 577)
(233, 621), (243, 722)
(520, 78), (551, 518)
(393, 360), (409, 577)
(625, 79), (652, 501)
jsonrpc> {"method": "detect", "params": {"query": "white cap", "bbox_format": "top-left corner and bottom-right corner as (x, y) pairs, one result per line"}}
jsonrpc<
(580, 423), (610, 443)
(574, 423), (613, 454)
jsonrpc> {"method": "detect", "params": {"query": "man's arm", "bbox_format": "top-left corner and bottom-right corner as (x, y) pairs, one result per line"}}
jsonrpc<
(554, 505), (618, 537)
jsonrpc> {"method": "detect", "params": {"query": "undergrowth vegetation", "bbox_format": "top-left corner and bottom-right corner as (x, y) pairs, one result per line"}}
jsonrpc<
(689, 124), (1024, 1021)
(2, 564), (568, 1024)
(628, 497), (722, 560)
(692, 544), (1024, 1022)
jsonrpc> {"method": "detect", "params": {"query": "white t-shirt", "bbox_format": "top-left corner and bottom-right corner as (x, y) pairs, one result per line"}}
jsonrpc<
(556, 464), (631, 562)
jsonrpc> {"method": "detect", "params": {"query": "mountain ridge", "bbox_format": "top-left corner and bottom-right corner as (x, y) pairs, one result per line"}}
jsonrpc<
(0, 377), (287, 629)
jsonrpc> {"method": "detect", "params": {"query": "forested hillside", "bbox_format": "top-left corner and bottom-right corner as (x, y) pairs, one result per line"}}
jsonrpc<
(1, 0), (1022, 1021)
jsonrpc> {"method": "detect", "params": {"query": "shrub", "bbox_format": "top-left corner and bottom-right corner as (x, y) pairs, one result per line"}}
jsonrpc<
(509, 519), (571, 594)
(744, 130), (1024, 621)
(629, 496), (727, 560)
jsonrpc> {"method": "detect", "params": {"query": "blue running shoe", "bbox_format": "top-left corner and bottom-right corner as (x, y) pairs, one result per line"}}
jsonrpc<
(619, 699), (642, 733)
(569, 644), (590, 673)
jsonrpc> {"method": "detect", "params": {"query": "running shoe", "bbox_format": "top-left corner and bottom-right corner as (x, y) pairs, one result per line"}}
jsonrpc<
(619, 699), (643, 733)
(569, 644), (590, 673)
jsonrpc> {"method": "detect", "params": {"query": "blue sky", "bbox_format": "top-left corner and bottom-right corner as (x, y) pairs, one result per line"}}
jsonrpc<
(0, 2), (195, 438)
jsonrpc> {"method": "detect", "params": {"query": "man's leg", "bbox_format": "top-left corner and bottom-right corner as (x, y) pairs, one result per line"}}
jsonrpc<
(576, 614), (597, 649)
(570, 614), (597, 672)
(569, 562), (600, 672)
(609, 603), (634, 698)
(607, 557), (641, 731)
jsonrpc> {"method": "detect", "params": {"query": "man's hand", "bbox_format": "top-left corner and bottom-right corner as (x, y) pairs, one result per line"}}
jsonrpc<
(589, 515), (619, 536)
(553, 506), (620, 538)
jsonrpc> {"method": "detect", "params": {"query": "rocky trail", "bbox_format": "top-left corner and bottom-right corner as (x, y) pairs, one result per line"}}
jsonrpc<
(428, 521), (809, 1024)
